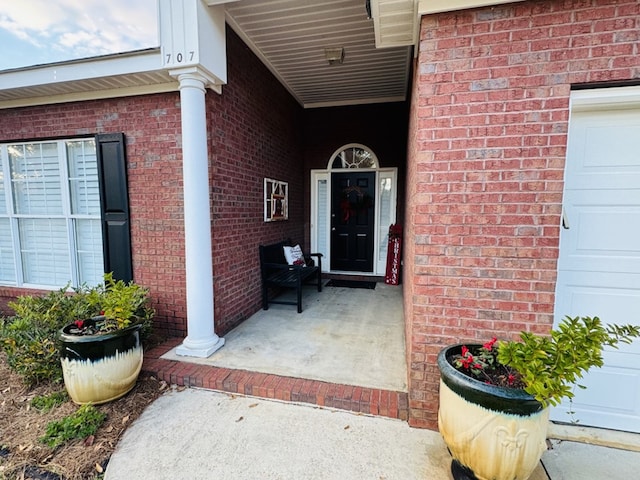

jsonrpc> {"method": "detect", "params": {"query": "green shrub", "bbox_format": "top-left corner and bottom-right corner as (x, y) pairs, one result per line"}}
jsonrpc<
(0, 274), (154, 385)
(0, 286), (83, 384)
(498, 315), (640, 407)
(31, 390), (69, 412)
(39, 404), (106, 448)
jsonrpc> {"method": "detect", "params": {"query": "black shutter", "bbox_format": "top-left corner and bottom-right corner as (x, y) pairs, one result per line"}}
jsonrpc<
(95, 133), (133, 282)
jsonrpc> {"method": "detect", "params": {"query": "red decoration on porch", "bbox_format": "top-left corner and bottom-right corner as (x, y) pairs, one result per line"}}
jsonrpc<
(385, 224), (402, 285)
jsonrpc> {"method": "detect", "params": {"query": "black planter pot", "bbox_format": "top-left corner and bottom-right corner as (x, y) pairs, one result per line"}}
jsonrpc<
(59, 319), (143, 405)
(437, 344), (548, 480)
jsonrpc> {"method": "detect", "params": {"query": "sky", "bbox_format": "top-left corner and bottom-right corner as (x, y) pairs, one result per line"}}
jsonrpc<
(0, 1), (158, 71)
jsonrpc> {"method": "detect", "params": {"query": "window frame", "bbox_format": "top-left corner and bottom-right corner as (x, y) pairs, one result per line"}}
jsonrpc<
(0, 137), (104, 289)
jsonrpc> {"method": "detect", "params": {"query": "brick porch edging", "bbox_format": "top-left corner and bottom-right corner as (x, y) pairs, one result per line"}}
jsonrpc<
(143, 338), (409, 421)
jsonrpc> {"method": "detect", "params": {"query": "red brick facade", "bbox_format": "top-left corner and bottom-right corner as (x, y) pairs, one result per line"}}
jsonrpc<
(405, 0), (640, 428)
(0, 29), (408, 340)
(3, 0), (638, 431)
(0, 94), (189, 335)
(207, 30), (305, 334)
(0, 30), (306, 337)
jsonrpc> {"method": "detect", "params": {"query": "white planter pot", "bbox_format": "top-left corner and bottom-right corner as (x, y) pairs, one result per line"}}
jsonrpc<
(438, 344), (549, 480)
(59, 321), (143, 405)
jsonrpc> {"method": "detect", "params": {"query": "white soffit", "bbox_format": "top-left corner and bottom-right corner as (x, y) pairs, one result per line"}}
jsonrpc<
(418, 0), (526, 15)
(0, 49), (177, 109)
(370, 0), (419, 49)
(224, 0), (412, 108)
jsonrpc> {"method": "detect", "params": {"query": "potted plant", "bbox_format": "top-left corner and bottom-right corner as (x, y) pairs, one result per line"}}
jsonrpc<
(58, 273), (154, 405)
(437, 315), (640, 480)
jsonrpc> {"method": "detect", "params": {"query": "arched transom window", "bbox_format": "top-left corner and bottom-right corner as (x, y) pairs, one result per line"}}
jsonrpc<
(328, 144), (379, 169)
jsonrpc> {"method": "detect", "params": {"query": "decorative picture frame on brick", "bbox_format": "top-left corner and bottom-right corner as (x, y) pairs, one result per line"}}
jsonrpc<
(264, 178), (288, 222)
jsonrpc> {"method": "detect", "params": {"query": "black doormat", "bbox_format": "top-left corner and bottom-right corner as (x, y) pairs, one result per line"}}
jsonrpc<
(325, 279), (377, 290)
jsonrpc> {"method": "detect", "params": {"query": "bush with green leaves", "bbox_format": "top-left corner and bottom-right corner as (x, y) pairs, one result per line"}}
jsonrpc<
(39, 404), (106, 448)
(92, 272), (155, 332)
(0, 273), (154, 385)
(497, 315), (640, 407)
(0, 286), (90, 384)
(31, 390), (69, 412)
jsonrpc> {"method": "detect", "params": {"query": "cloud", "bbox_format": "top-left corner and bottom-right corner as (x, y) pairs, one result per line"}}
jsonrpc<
(0, 0), (158, 65)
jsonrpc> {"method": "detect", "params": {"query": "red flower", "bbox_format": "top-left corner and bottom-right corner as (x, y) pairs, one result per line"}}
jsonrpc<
(461, 355), (474, 369)
(74, 319), (84, 329)
(483, 337), (497, 351)
(508, 374), (515, 385)
(461, 345), (469, 356)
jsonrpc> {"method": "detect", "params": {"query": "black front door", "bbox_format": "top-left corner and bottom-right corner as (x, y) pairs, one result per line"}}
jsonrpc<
(331, 172), (375, 272)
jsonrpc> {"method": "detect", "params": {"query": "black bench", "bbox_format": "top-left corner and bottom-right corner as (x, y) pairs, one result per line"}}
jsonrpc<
(259, 239), (323, 313)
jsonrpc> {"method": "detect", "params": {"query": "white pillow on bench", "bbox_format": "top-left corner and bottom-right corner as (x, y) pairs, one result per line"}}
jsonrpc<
(283, 245), (306, 266)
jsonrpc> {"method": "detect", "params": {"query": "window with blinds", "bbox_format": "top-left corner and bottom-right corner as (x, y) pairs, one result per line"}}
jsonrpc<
(0, 139), (104, 288)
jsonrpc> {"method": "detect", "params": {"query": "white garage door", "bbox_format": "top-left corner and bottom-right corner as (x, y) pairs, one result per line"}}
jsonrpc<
(553, 86), (640, 433)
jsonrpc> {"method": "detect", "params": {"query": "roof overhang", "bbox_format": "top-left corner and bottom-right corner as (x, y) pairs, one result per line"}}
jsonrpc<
(0, 0), (529, 110)
(418, 0), (526, 15)
(0, 49), (176, 110)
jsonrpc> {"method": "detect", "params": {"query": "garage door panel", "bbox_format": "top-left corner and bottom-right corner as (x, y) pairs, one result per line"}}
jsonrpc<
(568, 110), (640, 182)
(555, 280), (640, 333)
(566, 113), (640, 190)
(575, 208), (640, 256)
(555, 90), (640, 433)
(551, 367), (640, 432)
(572, 367), (639, 410)
(559, 241), (640, 272)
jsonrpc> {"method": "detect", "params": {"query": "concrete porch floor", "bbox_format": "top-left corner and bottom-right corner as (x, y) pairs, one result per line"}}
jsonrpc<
(142, 280), (410, 420)
(162, 281), (406, 391)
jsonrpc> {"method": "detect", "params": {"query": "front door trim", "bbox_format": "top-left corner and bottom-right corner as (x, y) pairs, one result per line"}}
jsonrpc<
(311, 166), (397, 276)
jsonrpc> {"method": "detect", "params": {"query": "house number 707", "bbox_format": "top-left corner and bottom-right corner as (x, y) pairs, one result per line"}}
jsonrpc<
(166, 51), (195, 64)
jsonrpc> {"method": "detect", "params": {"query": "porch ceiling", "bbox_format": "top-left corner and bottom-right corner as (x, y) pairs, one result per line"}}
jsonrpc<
(0, 0), (414, 110)
(223, 0), (414, 108)
(0, 1), (530, 110)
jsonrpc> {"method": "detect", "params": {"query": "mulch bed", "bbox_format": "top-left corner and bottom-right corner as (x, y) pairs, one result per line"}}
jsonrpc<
(0, 352), (167, 480)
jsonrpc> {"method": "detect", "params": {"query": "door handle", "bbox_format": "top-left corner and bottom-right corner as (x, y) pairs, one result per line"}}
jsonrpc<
(562, 207), (570, 230)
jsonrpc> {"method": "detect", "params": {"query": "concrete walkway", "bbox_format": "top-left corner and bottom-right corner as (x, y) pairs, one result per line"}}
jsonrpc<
(113, 279), (640, 479)
(105, 388), (552, 480)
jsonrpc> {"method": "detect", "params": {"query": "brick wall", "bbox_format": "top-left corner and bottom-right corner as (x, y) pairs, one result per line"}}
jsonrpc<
(0, 29), (305, 338)
(208, 29), (305, 334)
(0, 94), (187, 336)
(406, 0), (640, 428)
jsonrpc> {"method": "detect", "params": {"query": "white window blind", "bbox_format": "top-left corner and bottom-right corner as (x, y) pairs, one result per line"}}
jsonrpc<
(9, 143), (63, 215)
(0, 167), (6, 213)
(19, 218), (70, 285)
(316, 179), (328, 259)
(378, 177), (392, 263)
(0, 139), (103, 288)
(75, 219), (104, 284)
(0, 218), (16, 283)
(67, 141), (100, 216)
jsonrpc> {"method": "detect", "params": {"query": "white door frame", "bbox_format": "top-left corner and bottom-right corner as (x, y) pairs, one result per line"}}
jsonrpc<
(310, 167), (397, 275)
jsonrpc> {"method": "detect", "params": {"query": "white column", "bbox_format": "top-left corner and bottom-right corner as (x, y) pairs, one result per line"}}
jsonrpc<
(173, 70), (224, 357)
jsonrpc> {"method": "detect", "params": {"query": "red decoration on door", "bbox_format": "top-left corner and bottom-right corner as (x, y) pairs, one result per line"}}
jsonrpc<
(385, 224), (402, 285)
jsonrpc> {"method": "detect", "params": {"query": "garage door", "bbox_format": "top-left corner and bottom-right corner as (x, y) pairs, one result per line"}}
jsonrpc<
(553, 86), (640, 433)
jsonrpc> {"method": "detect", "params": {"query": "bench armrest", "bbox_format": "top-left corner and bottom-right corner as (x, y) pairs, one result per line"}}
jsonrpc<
(262, 262), (298, 270)
(306, 252), (322, 269)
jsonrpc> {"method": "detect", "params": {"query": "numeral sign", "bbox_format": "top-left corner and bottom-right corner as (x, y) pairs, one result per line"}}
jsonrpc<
(164, 51), (196, 66)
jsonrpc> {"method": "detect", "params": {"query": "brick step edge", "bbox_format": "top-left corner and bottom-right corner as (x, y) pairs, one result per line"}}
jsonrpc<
(142, 338), (409, 421)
